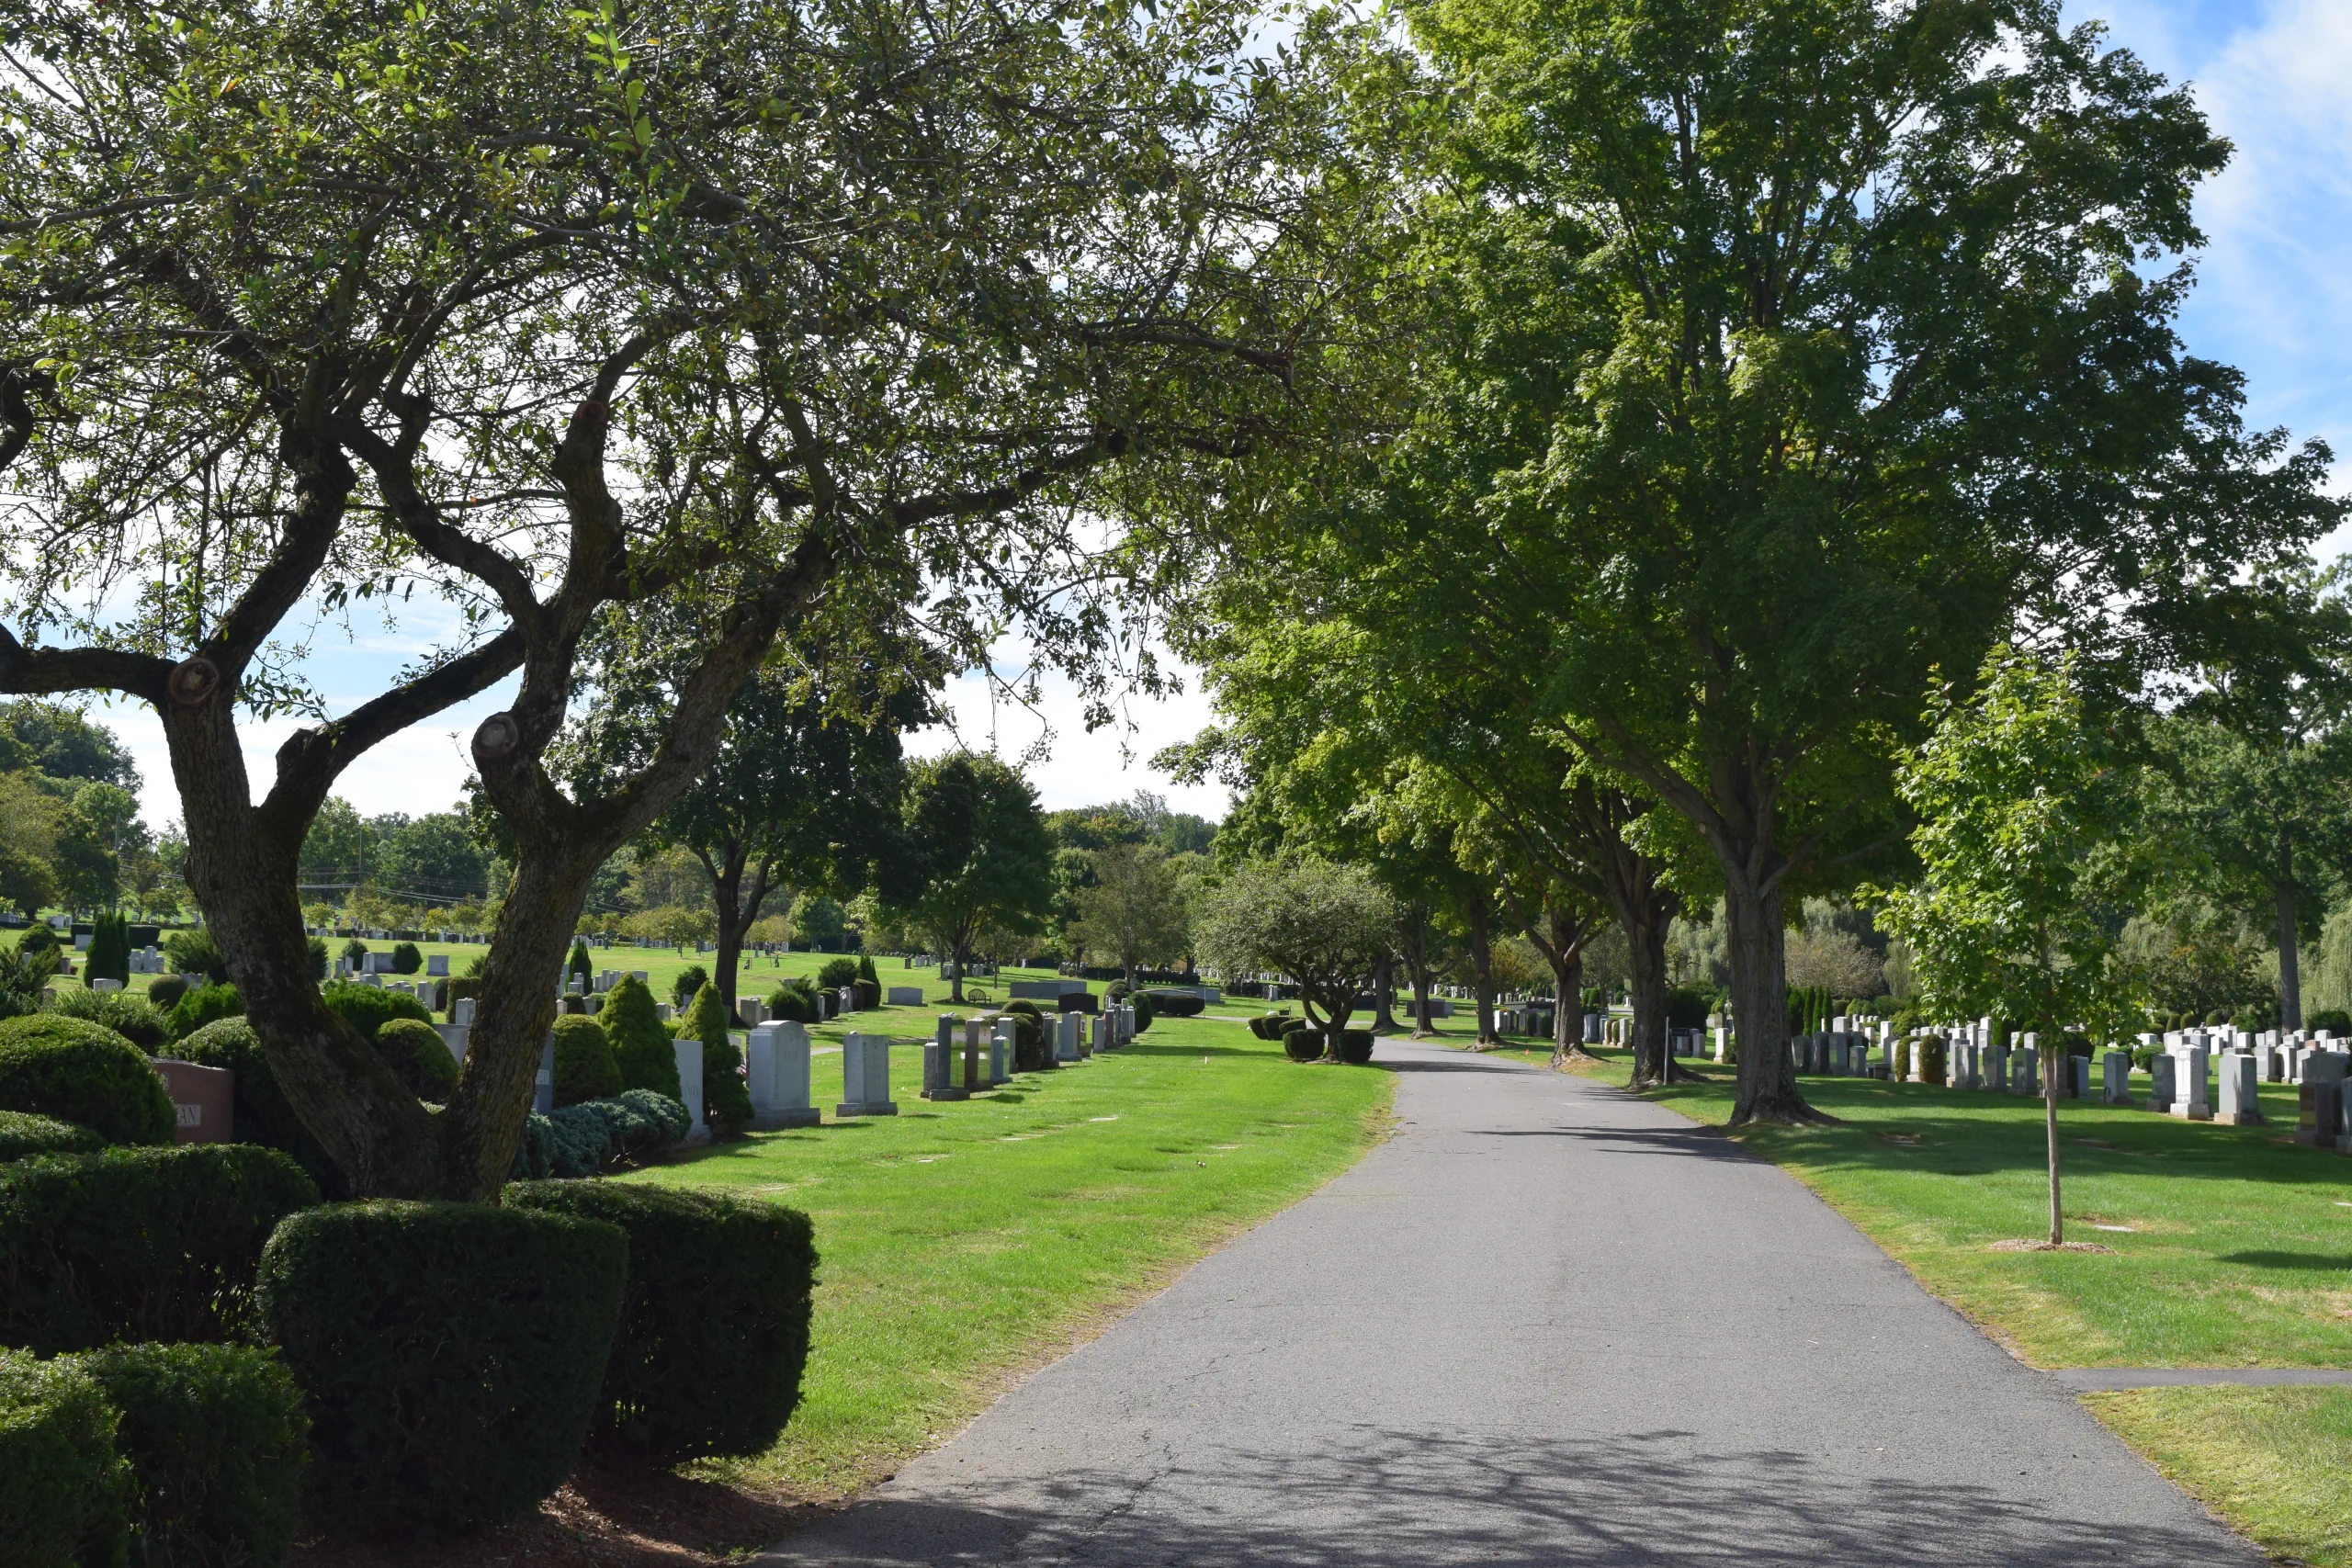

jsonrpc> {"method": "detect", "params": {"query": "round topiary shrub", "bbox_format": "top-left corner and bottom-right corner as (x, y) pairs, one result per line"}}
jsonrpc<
(1000, 1000), (1049, 1070)
(670, 964), (708, 1009)
(1338, 1029), (1374, 1065)
(0, 1144), (320, 1353)
(146, 974), (190, 1012)
(0, 1109), (104, 1162)
(320, 982), (432, 1045)
(51, 986), (173, 1051)
(0, 1013), (174, 1145)
(1282, 1022), (1325, 1063)
(2310, 1009), (2352, 1036)
(764, 980), (817, 1023)
(173, 1018), (344, 1198)
(598, 977), (681, 1100)
(0, 1347), (129, 1568)
(373, 1018), (458, 1102)
(816, 956), (861, 992)
(1139, 988), (1204, 1018)
(169, 982), (243, 1041)
(551, 1015), (622, 1107)
(508, 1181), (816, 1467)
(390, 942), (423, 976)
(257, 1201), (628, 1538)
(69, 1341), (309, 1568)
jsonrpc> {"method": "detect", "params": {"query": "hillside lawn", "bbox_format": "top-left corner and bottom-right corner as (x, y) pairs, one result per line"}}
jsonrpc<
(1530, 1037), (2352, 1567)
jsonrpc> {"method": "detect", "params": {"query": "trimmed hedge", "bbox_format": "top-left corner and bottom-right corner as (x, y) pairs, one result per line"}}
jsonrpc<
(684, 985), (752, 1137)
(551, 1016), (622, 1108)
(0, 1347), (129, 1568)
(0, 1110), (103, 1163)
(319, 983), (431, 1045)
(0, 1013), (175, 1146)
(1000, 1000), (1050, 1071)
(373, 1018), (458, 1102)
(1338, 1029), (1374, 1065)
(168, 983), (243, 1042)
(146, 975), (190, 1013)
(1247, 1011), (1293, 1040)
(2311, 1008), (2352, 1036)
(258, 1201), (628, 1537)
(171, 1019), (343, 1198)
(816, 956), (860, 992)
(390, 942), (422, 976)
(441, 976), (481, 1021)
(508, 1181), (816, 1465)
(598, 977), (680, 1099)
(0, 1144), (320, 1354)
(51, 987), (171, 1052)
(86, 912), (130, 989)
(72, 1342), (307, 1568)
(1137, 989), (1204, 1018)
(764, 980), (818, 1023)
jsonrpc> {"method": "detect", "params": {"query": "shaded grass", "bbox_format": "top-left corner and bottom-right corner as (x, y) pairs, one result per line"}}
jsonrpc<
(1556, 1043), (2352, 1563)
(619, 1013), (1393, 1499)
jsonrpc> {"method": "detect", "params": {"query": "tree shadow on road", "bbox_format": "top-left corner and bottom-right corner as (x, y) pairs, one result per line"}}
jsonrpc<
(755, 1424), (2251, 1567)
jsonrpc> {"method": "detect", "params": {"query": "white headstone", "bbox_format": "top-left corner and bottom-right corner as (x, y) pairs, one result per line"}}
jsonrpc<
(746, 1022), (819, 1128)
(837, 1033), (899, 1116)
(426, 954), (449, 977)
(673, 1035), (707, 1139)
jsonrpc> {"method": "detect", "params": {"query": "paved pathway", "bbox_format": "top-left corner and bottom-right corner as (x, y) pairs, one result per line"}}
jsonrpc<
(762, 1039), (2261, 1566)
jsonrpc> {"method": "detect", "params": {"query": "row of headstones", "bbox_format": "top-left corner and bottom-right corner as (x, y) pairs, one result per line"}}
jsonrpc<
(337, 952), (456, 978)
(560, 967), (650, 997)
(89, 970), (205, 996)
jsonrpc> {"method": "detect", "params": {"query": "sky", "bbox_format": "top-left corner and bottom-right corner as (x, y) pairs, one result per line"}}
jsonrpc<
(80, 0), (2352, 837)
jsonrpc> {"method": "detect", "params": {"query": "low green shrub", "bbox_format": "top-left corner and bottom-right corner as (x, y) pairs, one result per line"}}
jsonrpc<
(1916, 1037), (1948, 1083)
(764, 980), (817, 1023)
(508, 1182), (815, 1466)
(568, 1090), (688, 1170)
(2311, 1008), (2352, 1035)
(373, 1018), (458, 1102)
(1338, 1029), (1374, 1065)
(1130, 993), (1155, 1033)
(852, 978), (879, 1010)
(0, 1144), (319, 1355)
(1138, 989), (1203, 1018)
(442, 976), (481, 1021)
(0, 1347), (129, 1568)
(816, 956), (860, 992)
(1248, 1011), (1292, 1041)
(390, 942), (422, 976)
(338, 939), (368, 968)
(85, 912), (130, 989)
(0, 1110), (103, 1163)
(1282, 1022), (1324, 1063)
(71, 1342), (307, 1568)
(306, 937), (328, 982)
(1001, 1000), (1049, 1070)
(509, 1112), (557, 1181)
(162, 929), (229, 985)
(0, 1013), (174, 1145)
(684, 984), (752, 1135)
(599, 979), (681, 1100)
(168, 983), (243, 1041)
(172, 1019), (343, 1198)
(551, 1016), (622, 1107)
(670, 965), (708, 1009)
(258, 1201), (628, 1538)
(319, 982), (431, 1045)
(145, 975), (189, 1012)
(545, 1104), (610, 1179)
(567, 940), (593, 985)
(46, 987), (171, 1048)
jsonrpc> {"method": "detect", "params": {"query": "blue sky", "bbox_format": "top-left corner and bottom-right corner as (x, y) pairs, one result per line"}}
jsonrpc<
(97, 0), (2352, 835)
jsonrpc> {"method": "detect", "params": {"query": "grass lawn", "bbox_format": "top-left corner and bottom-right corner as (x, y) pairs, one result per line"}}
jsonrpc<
(1541, 1040), (2352, 1565)
(616, 1008), (1393, 1502)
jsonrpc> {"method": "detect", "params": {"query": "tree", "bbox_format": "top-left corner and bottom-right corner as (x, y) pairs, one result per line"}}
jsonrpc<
(371, 815), (492, 906)
(2143, 568), (2352, 1030)
(0, 703), (141, 792)
(888, 756), (1057, 1002)
(1195, 860), (1396, 1059)
(1074, 843), (1193, 985)
(562, 617), (925, 1021)
(1871, 649), (2145, 1247)
(4, 0), (1346, 1198)
(1192, 0), (2339, 1123)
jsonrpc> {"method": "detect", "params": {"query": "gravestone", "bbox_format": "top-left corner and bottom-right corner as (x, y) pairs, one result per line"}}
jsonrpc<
(2147, 1054), (2177, 1115)
(922, 1017), (968, 1101)
(1055, 1010), (1081, 1065)
(747, 1022), (820, 1129)
(435, 1021), (469, 1068)
(989, 1018), (1013, 1085)
(839, 985), (857, 1016)
(535, 1032), (557, 1116)
(150, 1058), (232, 1145)
(963, 1017), (987, 1093)
(672, 1034), (707, 1139)
(1950, 1039), (1975, 1090)
(2173, 1044), (2212, 1122)
(2216, 1052), (2263, 1126)
(2065, 1055), (2090, 1100)
(887, 986), (925, 1007)
(91, 977), (122, 994)
(2010, 1045), (2037, 1096)
(838, 1034), (899, 1117)
(426, 954), (449, 977)
(2101, 1050), (2132, 1105)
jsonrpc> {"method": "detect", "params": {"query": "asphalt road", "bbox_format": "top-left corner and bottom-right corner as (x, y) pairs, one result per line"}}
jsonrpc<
(761, 1038), (2260, 1567)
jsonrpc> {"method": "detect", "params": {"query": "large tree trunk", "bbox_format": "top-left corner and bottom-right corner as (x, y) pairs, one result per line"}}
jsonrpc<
(169, 698), (440, 1197)
(703, 841), (773, 1026)
(1466, 893), (1497, 1046)
(1622, 892), (1674, 1089)
(1722, 866), (1815, 1123)
(1399, 902), (1435, 1037)
(1372, 954), (1399, 1034)
(1548, 945), (1585, 1066)
(2277, 865), (2303, 1032)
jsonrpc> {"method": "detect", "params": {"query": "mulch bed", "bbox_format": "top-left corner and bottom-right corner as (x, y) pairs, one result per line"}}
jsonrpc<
(292, 1467), (830, 1568)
